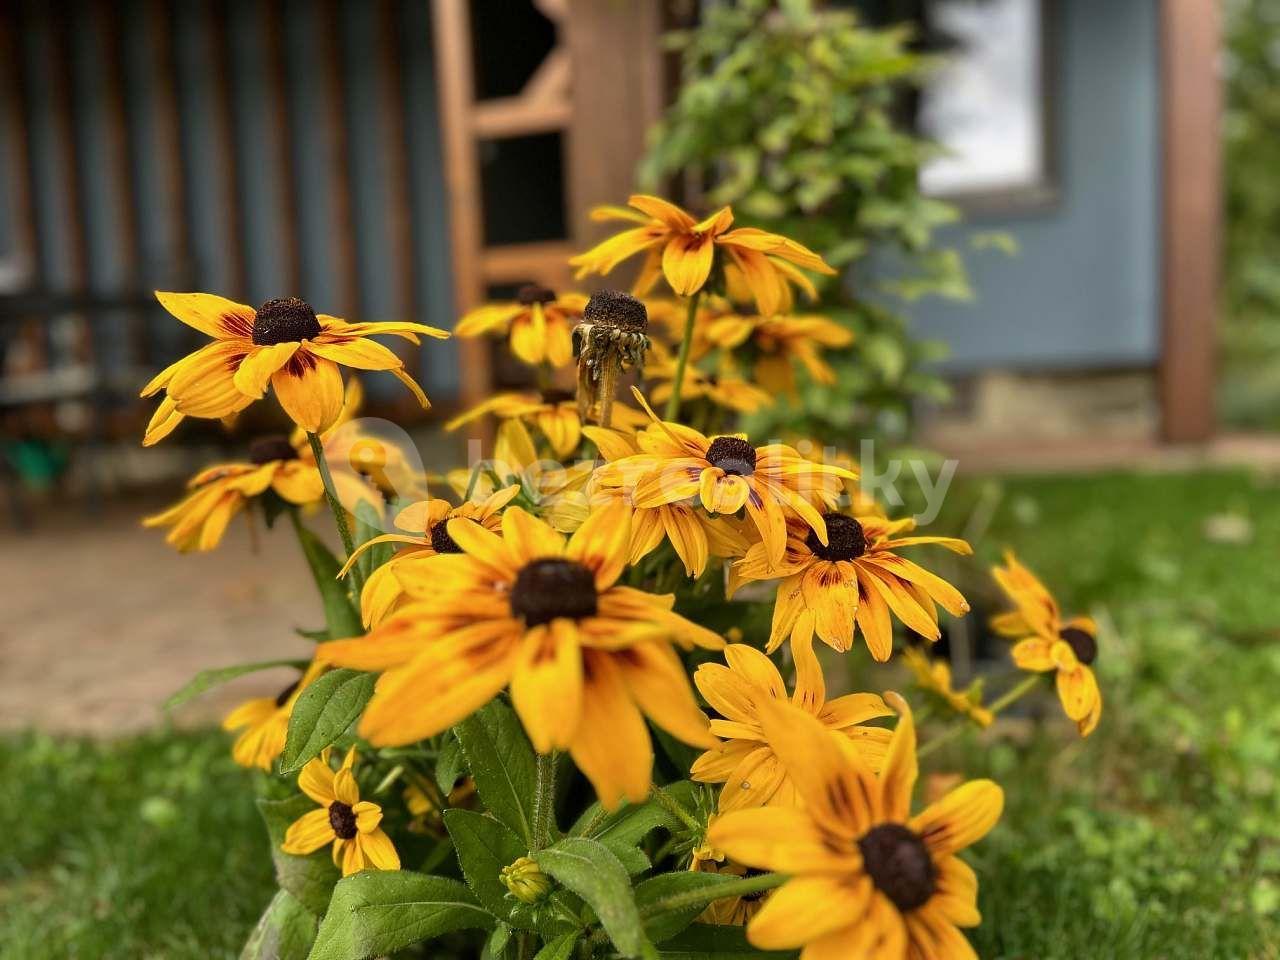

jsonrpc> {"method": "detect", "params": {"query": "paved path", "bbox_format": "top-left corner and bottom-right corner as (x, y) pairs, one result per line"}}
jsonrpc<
(0, 495), (329, 735)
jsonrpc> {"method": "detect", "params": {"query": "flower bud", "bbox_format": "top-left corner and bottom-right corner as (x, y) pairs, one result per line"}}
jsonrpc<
(500, 856), (551, 904)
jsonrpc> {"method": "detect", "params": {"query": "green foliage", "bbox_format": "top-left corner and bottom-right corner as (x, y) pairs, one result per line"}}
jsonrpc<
(256, 794), (341, 916)
(279, 670), (376, 774)
(452, 700), (540, 846)
(241, 890), (318, 960)
(442, 809), (538, 930)
(292, 517), (363, 641)
(163, 658), (309, 710)
(642, 0), (965, 443)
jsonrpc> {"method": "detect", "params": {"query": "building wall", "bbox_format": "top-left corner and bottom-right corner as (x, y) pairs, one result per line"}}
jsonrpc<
(906, 0), (1161, 372)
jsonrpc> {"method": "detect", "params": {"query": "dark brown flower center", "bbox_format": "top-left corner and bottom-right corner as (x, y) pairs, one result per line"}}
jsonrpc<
(328, 801), (358, 840)
(705, 436), (756, 477)
(253, 297), (321, 345)
(273, 679), (300, 708)
(858, 823), (935, 912)
(249, 434), (299, 465)
(806, 513), (866, 562)
(429, 519), (464, 555)
(1059, 626), (1098, 665)
(509, 558), (598, 626)
(540, 388), (575, 405)
(517, 284), (556, 305)
(582, 289), (648, 333)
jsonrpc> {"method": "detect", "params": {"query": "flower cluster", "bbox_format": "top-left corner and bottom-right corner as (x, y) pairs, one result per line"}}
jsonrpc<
(144, 194), (1102, 960)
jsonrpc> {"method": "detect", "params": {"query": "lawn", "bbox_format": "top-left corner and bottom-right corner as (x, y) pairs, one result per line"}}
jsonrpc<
(2, 468), (1278, 958)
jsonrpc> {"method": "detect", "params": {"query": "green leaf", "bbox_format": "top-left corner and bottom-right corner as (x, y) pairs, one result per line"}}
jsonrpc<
(534, 932), (579, 960)
(453, 700), (538, 844)
(442, 809), (536, 930)
(533, 838), (655, 960)
(656, 924), (795, 959)
(164, 659), (308, 710)
(256, 795), (341, 916)
(435, 733), (466, 794)
(241, 889), (318, 960)
(279, 670), (376, 774)
(570, 781), (699, 847)
(603, 840), (651, 877)
(308, 871), (493, 960)
(293, 518), (363, 640)
(482, 922), (513, 960)
(634, 873), (741, 944)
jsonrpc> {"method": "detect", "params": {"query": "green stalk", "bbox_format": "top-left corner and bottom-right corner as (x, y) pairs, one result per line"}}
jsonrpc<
(532, 751), (557, 849)
(306, 430), (356, 560)
(663, 290), (702, 421)
(918, 673), (1045, 759)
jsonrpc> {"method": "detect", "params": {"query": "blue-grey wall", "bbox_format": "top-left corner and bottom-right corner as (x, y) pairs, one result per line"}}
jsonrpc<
(903, 0), (1161, 372)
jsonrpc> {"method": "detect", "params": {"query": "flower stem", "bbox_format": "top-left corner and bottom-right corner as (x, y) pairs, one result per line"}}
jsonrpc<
(306, 430), (356, 560)
(918, 673), (1044, 759)
(663, 290), (702, 421)
(532, 751), (557, 849)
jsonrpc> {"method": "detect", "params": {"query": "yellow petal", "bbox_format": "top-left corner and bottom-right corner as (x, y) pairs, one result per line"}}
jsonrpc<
(614, 641), (714, 748)
(910, 779), (1004, 856)
(233, 342), (298, 398)
(568, 651), (652, 809)
(281, 808), (336, 856)
(511, 622), (583, 753)
(272, 355), (346, 433)
(155, 290), (255, 340)
(707, 805), (859, 874)
(749, 875), (871, 950)
(297, 756), (338, 805)
(566, 500), (632, 590)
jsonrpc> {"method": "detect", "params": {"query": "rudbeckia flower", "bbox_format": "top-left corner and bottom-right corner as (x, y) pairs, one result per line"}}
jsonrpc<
(902, 647), (994, 729)
(597, 389), (854, 565)
(584, 425), (750, 578)
(339, 485), (521, 627)
(281, 747), (400, 877)
(691, 837), (770, 926)
(569, 195), (835, 316)
(221, 660), (326, 770)
(709, 693), (1003, 960)
(691, 633), (892, 812)
(142, 433), (325, 552)
(730, 513), (971, 661)
(315, 501), (723, 808)
(446, 389), (647, 459)
(703, 311), (854, 397)
(991, 552), (1102, 737)
(646, 342), (774, 415)
(141, 291), (446, 442)
(454, 285), (585, 368)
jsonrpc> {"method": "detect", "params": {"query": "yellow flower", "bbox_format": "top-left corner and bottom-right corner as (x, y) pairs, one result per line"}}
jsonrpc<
(691, 633), (892, 812)
(446, 389), (647, 459)
(584, 425), (750, 578)
(221, 661), (327, 770)
(709, 693), (1003, 960)
(595, 389), (854, 565)
(142, 434), (324, 552)
(141, 292), (446, 443)
(340, 486), (521, 627)
(991, 552), (1102, 737)
(902, 647), (994, 729)
(569, 195), (835, 315)
(316, 502), (723, 808)
(500, 856), (552, 904)
(731, 513), (971, 661)
(703, 311), (853, 397)
(691, 836), (769, 926)
(455, 286), (585, 368)
(646, 341), (774, 415)
(281, 747), (400, 877)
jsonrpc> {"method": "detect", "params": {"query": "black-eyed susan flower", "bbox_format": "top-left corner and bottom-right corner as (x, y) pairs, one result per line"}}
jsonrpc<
(569, 195), (835, 316)
(281, 747), (400, 876)
(221, 660), (326, 770)
(709, 693), (1003, 960)
(691, 630), (892, 812)
(584, 425), (749, 578)
(446, 388), (647, 460)
(991, 552), (1102, 737)
(730, 513), (971, 661)
(599, 389), (853, 565)
(455, 286), (585, 368)
(902, 647), (994, 729)
(141, 291), (445, 442)
(573, 290), (651, 428)
(340, 486), (521, 627)
(646, 341), (774, 415)
(691, 838), (770, 926)
(316, 502), (723, 808)
(703, 311), (853, 397)
(142, 433), (325, 552)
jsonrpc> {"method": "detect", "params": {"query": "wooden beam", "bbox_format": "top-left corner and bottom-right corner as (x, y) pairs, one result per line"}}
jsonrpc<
(1159, 0), (1222, 443)
(431, 0), (491, 409)
(260, 0), (302, 294)
(481, 241), (574, 288)
(207, 0), (247, 298)
(0, 6), (39, 283)
(375, 0), (416, 323)
(319, 0), (360, 316)
(563, 0), (666, 270)
(148, 0), (194, 287)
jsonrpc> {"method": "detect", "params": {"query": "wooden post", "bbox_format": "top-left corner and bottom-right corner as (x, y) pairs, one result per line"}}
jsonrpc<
(1159, 1), (1221, 443)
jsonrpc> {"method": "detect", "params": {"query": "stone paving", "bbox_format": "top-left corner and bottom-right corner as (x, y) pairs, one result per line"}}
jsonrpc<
(0, 495), (328, 735)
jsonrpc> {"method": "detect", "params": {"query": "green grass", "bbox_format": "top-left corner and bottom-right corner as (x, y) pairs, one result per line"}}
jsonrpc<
(3, 468), (1278, 958)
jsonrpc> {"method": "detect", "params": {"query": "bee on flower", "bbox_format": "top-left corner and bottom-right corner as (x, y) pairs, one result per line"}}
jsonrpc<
(709, 693), (1003, 960)
(569, 195), (835, 315)
(991, 551), (1102, 736)
(141, 292), (446, 443)
(454, 285), (585, 368)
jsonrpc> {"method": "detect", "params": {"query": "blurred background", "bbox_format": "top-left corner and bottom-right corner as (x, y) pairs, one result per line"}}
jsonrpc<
(3, 1), (1279, 957)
